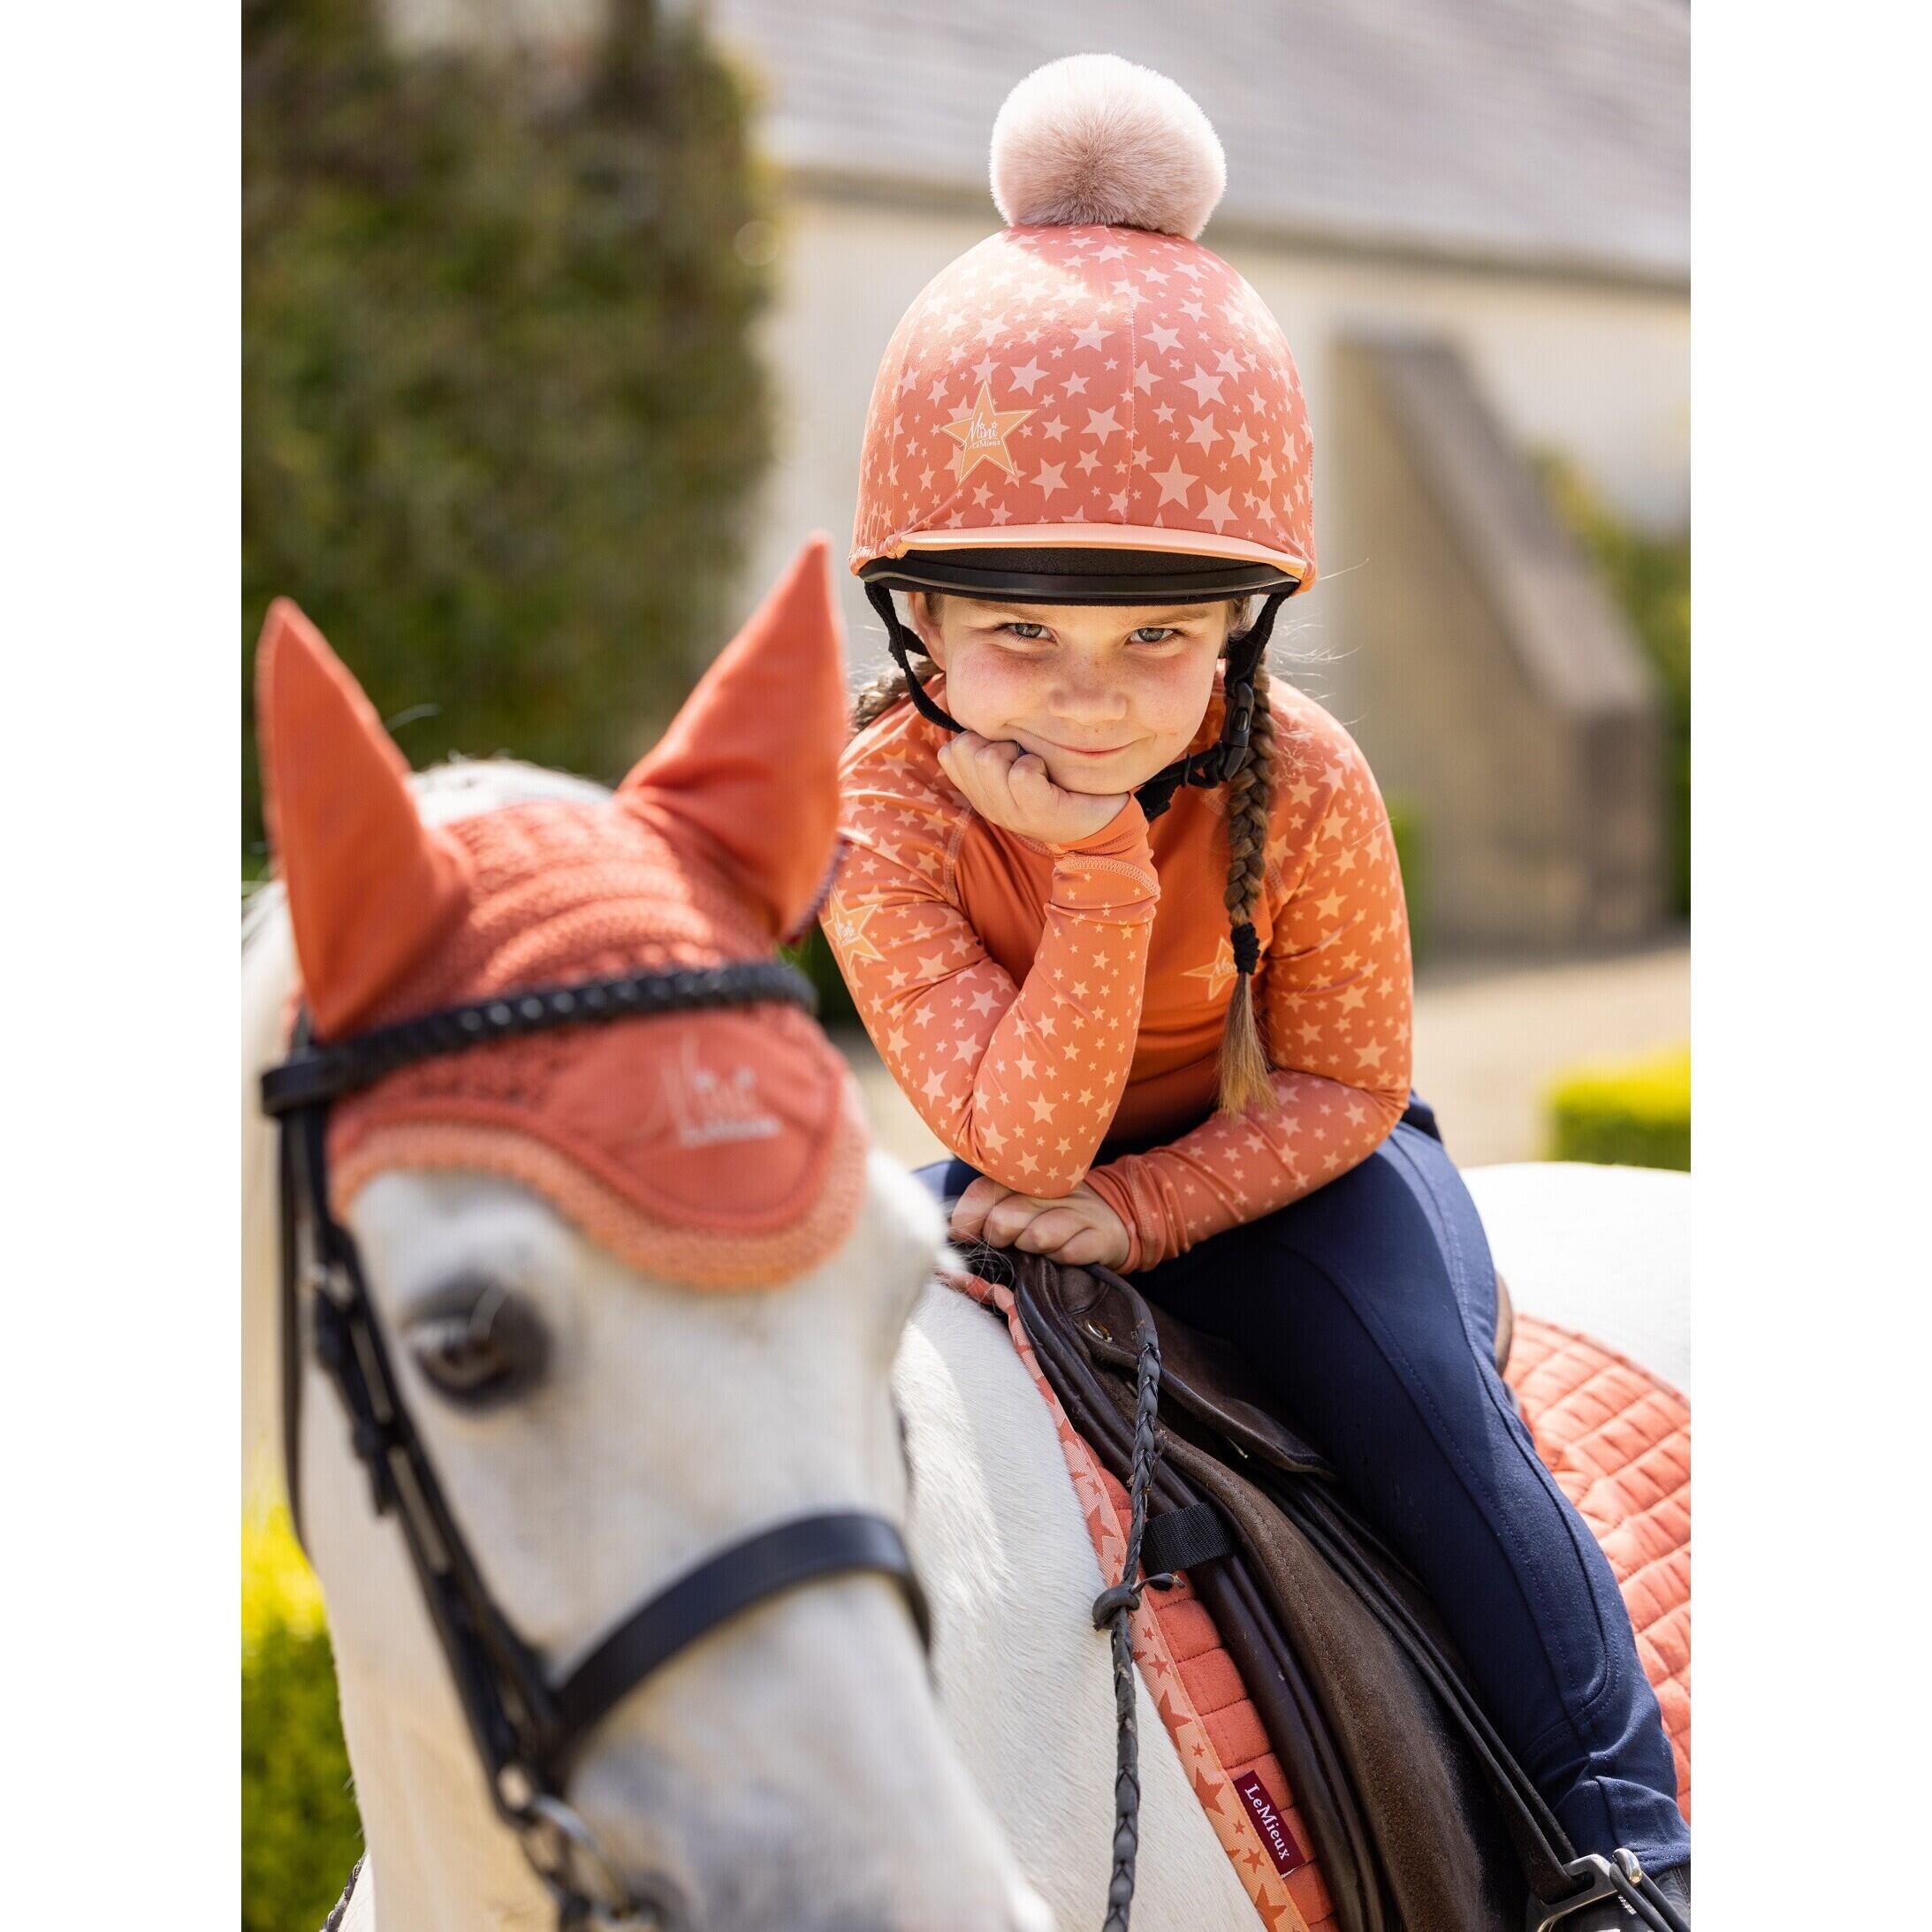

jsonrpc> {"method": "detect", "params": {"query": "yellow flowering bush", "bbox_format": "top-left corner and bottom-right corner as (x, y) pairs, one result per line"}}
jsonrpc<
(1545, 1043), (1690, 1171)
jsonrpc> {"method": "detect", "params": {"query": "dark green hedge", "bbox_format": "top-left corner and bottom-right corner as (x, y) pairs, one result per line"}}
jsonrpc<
(1539, 455), (1691, 919)
(243, 0), (774, 856)
(1545, 1044), (1691, 1171)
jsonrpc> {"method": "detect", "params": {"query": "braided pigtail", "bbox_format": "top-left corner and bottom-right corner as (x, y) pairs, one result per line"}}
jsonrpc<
(1216, 672), (1277, 1116)
(851, 665), (914, 731)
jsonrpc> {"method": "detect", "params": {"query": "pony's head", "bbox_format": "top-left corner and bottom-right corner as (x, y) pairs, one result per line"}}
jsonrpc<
(241, 536), (1050, 1931)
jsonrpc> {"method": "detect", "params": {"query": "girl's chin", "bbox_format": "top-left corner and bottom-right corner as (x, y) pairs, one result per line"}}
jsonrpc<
(1048, 764), (1156, 795)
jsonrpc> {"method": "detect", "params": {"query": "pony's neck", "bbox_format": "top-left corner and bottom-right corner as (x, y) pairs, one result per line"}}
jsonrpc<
(335, 1665), (548, 1932)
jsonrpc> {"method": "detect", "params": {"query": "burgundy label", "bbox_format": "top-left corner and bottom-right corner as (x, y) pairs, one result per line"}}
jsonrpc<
(1233, 1769), (1308, 1877)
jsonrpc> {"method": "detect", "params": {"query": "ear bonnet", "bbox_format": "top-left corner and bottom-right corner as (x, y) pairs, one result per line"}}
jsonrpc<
(257, 536), (866, 1289)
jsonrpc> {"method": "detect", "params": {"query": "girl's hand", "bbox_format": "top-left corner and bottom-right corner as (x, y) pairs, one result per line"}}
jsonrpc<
(949, 1177), (1132, 1270)
(937, 732), (1130, 848)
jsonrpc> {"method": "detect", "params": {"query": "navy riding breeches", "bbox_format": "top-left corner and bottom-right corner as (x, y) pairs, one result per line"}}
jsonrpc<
(917, 1095), (1690, 1875)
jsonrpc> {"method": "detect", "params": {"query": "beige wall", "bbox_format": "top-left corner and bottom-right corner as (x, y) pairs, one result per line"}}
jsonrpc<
(737, 194), (1687, 691)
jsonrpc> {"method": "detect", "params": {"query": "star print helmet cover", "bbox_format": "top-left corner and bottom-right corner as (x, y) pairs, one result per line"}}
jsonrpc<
(850, 55), (1315, 792)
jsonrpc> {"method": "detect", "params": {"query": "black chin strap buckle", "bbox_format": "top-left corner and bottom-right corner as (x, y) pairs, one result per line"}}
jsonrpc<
(1219, 680), (1258, 780)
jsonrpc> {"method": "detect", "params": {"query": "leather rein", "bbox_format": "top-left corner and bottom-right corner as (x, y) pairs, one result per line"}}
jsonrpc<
(261, 958), (932, 1932)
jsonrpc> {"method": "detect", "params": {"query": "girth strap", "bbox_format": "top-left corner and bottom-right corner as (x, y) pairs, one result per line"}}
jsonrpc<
(553, 1512), (932, 1766)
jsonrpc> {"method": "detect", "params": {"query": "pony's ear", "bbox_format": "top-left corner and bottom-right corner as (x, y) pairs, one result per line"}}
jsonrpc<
(255, 600), (470, 1038)
(620, 534), (848, 939)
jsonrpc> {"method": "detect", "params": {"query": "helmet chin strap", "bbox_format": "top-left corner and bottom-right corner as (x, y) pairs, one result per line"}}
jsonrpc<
(865, 582), (1289, 821)
(866, 579), (966, 734)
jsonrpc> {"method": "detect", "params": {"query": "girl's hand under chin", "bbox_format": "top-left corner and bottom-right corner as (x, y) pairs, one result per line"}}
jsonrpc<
(937, 732), (1131, 847)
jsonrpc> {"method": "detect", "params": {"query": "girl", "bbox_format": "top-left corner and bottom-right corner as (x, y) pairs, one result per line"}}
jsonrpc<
(823, 56), (1690, 1926)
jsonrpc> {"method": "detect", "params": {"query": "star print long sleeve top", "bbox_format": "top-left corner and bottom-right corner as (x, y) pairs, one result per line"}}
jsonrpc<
(824, 673), (1414, 1272)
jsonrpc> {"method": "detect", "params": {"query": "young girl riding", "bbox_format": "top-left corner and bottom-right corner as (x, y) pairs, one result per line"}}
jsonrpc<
(822, 55), (1690, 1926)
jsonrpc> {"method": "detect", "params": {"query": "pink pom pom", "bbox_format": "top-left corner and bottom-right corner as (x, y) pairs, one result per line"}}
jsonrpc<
(989, 55), (1226, 240)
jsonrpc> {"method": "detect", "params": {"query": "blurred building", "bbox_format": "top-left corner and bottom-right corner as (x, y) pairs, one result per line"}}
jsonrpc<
(389, 0), (1689, 953)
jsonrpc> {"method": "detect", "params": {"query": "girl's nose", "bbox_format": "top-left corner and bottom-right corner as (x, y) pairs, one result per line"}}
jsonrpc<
(1048, 666), (1127, 724)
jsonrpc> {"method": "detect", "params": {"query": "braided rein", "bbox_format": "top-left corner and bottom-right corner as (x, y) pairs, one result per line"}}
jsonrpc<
(1088, 1315), (1167, 1931)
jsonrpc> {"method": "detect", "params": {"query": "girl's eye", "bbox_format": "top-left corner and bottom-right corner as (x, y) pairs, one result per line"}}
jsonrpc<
(1129, 628), (1179, 645)
(1000, 622), (1051, 641)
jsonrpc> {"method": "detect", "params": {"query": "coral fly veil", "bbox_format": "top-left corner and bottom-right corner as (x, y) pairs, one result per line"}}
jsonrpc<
(256, 536), (870, 1289)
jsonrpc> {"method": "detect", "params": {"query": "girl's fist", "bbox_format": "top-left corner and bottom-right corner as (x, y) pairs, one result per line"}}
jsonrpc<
(937, 733), (1131, 847)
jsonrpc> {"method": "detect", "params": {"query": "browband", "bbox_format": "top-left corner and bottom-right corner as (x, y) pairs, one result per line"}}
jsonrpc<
(262, 959), (818, 1116)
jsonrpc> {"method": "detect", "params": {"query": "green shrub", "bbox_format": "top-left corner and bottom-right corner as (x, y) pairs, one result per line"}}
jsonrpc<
(785, 925), (859, 1031)
(243, 1508), (361, 1932)
(1545, 1043), (1690, 1171)
(243, 0), (775, 857)
(1537, 454), (1691, 918)
(1384, 791), (1428, 964)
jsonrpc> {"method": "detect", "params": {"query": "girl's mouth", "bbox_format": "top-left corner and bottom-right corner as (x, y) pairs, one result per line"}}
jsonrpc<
(1037, 735), (1134, 758)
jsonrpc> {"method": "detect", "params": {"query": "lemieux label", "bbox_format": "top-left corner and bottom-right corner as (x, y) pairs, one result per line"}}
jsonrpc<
(1233, 1768), (1307, 1877)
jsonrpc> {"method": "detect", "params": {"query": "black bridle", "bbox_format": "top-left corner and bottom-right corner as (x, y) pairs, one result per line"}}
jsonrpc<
(262, 958), (932, 1931)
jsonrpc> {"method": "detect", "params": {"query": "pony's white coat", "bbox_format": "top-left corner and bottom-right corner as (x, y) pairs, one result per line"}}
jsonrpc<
(1467, 1163), (1691, 1393)
(894, 1281), (1257, 1927)
(243, 760), (1053, 1932)
(245, 757), (1689, 1932)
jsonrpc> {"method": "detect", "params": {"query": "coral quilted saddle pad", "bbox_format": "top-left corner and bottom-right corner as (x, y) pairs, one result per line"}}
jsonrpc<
(949, 1274), (1690, 1931)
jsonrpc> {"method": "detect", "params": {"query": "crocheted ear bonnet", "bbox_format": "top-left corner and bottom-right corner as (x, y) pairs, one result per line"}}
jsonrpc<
(255, 536), (868, 1290)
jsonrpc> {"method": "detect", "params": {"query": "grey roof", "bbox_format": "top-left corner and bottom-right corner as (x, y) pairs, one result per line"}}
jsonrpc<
(707, 0), (1688, 287)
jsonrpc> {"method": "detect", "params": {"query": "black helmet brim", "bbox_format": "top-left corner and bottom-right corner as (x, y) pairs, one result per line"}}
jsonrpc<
(859, 546), (1301, 605)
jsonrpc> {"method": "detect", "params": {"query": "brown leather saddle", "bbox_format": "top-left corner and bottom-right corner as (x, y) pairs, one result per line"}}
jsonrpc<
(1001, 1251), (1635, 1932)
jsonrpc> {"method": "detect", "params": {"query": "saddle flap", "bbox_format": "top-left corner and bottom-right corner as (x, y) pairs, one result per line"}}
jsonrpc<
(1015, 1256), (1338, 1480)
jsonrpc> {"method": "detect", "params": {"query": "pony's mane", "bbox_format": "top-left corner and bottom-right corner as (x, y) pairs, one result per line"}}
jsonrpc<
(240, 757), (611, 1506)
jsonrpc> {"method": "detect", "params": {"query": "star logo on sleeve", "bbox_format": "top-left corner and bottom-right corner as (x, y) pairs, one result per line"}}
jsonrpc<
(825, 900), (886, 967)
(940, 380), (1034, 481)
(1183, 936), (1239, 1002)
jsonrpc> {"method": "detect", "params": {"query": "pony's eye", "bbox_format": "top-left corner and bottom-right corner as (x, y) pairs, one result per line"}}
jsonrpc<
(407, 1279), (549, 1408)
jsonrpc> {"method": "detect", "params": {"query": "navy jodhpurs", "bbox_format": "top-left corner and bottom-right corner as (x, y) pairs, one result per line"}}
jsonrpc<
(917, 1095), (1690, 1874)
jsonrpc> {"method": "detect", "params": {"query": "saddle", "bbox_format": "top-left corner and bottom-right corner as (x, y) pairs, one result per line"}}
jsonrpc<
(993, 1251), (1665, 1932)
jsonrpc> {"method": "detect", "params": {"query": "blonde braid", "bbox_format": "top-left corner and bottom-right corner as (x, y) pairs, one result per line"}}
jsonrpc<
(1216, 673), (1277, 1115)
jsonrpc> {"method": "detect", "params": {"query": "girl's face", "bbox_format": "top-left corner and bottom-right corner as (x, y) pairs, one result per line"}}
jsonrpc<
(909, 592), (1234, 795)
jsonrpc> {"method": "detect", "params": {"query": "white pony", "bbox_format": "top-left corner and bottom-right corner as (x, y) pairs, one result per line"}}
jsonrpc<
(242, 553), (1686, 1932)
